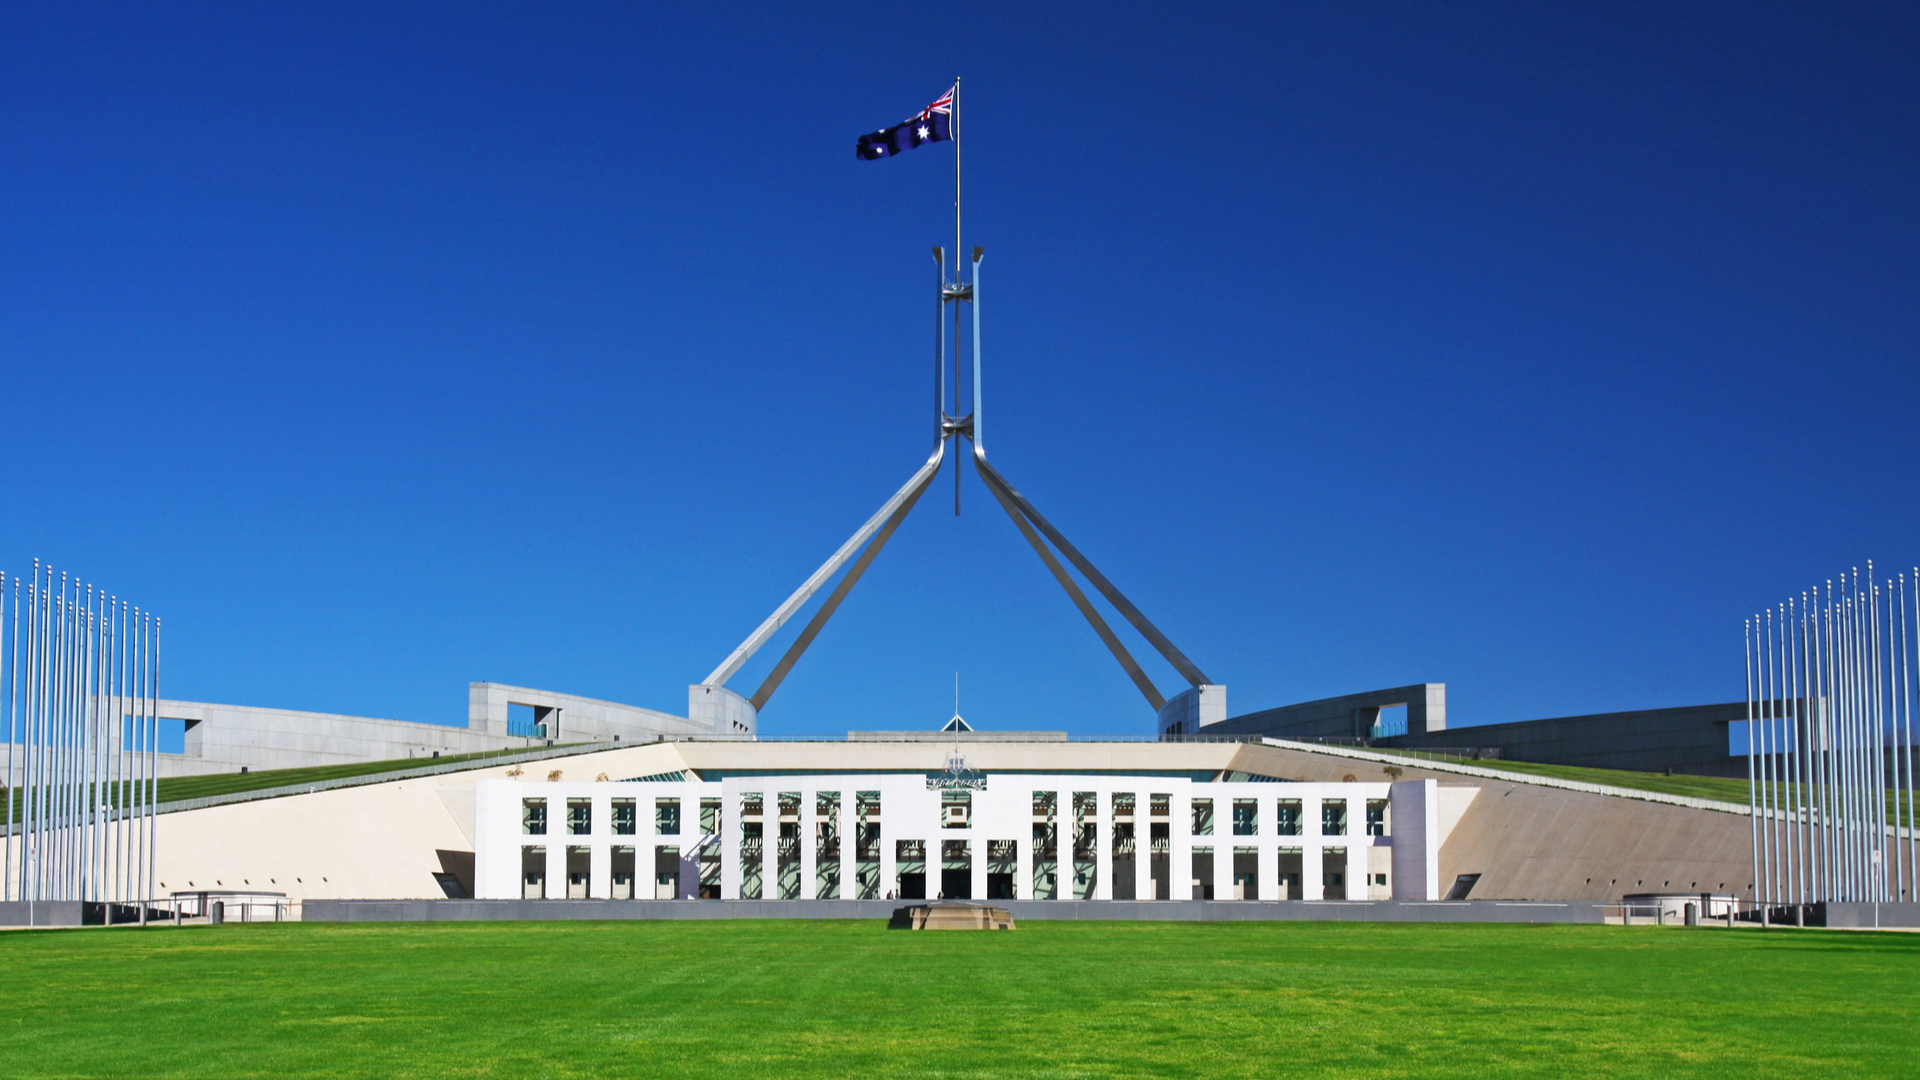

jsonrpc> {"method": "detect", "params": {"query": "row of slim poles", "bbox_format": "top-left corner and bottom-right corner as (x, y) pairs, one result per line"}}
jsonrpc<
(2, 560), (161, 908)
(1746, 562), (1918, 906)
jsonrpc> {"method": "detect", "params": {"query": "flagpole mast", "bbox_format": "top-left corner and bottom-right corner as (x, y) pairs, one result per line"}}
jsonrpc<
(952, 75), (963, 515)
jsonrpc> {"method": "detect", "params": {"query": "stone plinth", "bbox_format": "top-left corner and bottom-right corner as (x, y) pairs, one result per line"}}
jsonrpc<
(890, 902), (1016, 930)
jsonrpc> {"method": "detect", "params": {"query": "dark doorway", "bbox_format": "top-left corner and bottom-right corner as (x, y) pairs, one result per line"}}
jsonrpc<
(986, 873), (1014, 900)
(941, 868), (973, 900)
(898, 872), (926, 900)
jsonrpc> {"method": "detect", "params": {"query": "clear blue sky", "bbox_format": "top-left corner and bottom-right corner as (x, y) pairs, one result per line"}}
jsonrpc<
(1, 3), (1914, 736)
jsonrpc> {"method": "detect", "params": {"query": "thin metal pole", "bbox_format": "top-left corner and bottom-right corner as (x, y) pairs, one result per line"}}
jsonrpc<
(1781, 595), (1797, 899)
(1907, 569), (1919, 901)
(23, 565), (37, 901)
(148, 615), (159, 908)
(57, 573), (70, 899)
(971, 248), (984, 455)
(1748, 616), (1758, 905)
(133, 607), (145, 911)
(1764, 607), (1777, 904)
(1797, 595), (1812, 904)
(1781, 602), (1796, 903)
(952, 76), (961, 338)
(34, 563), (48, 900)
(2, 572), (10, 904)
(952, 76), (962, 516)
(1838, 584), (1852, 899)
(934, 247), (945, 442)
(1881, 576), (1896, 895)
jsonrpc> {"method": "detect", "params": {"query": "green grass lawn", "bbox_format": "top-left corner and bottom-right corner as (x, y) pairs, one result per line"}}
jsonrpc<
(1, 920), (1914, 1079)
(143, 744), (590, 804)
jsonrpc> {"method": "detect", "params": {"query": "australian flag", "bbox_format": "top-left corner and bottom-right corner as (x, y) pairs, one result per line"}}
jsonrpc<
(856, 85), (954, 160)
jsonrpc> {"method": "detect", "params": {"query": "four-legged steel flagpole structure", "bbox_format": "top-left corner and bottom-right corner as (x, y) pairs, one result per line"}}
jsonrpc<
(692, 84), (1223, 736)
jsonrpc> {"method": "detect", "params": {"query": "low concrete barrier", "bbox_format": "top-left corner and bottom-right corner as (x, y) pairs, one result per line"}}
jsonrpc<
(302, 898), (1612, 925)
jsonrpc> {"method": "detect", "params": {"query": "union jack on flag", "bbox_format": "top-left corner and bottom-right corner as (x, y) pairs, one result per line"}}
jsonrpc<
(856, 85), (955, 160)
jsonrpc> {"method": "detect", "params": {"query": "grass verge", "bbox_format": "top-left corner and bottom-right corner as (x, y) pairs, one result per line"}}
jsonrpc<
(0, 919), (1914, 1078)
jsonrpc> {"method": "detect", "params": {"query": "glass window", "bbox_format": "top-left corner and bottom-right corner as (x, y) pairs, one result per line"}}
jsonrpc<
(700, 798), (721, 834)
(522, 798), (547, 836)
(566, 799), (591, 836)
(1232, 798), (1258, 836)
(1191, 798), (1213, 836)
(1366, 799), (1388, 837)
(1321, 799), (1347, 836)
(611, 799), (636, 836)
(656, 798), (681, 835)
(1275, 799), (1302, 836)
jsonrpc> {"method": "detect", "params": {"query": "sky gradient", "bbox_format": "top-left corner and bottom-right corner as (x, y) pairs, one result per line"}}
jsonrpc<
(1, 3), (1915, 736)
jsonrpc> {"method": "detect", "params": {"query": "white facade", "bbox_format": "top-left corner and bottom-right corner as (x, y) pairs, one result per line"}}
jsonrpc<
(475, 774), (1442, 902)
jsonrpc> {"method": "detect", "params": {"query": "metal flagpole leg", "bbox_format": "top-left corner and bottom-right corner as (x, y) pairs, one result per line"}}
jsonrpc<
(971, 451), (1214, 690)
(973, 445), (1165, 711)
(749, 437), (948, 710)
(971, 248), (983, 454)
(701, 439), (951, 692)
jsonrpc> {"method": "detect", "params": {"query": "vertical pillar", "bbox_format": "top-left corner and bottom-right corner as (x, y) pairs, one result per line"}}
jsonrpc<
(1301, 794), (1325, 900)
(544, 831), (564, 902)
(1345, 843), (1368, 903)
(1302, 841), (1324, 901)
(879, 802), (897, 901)
(799, 787), (818, 901)
(761, 807), (775, 901)
(971, 834), (987, 902)
(1093, 788), (1112, 900)
(721, 791), (741, 900)
(1211, 802), (1233, 901)
(1135, 794), (1153, 901)
(1389, 779), (1440, 901)
(590, 841), (611, 900)
(677, 784), (700, 899)
(1016, 787), (1034, 900)
(837, 789), (853, 901)
(1164, 798), (1183, 901)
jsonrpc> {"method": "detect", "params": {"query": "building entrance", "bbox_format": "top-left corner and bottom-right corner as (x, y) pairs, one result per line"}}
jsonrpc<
(940, 868), (972, 899)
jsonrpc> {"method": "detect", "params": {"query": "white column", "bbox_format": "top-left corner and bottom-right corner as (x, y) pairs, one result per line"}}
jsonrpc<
(880, 825), (897, 900)
(1302, 846), (1325, 901)
(836, 789), (853, 900)
(1301, 794), (1324, 900)
(677, 785), (700, 899)
(1171, 790), (1192, 901)
(799, 787), (818, 901)
(545, 830), (565, 902)
(971, 832), (987, 901)
(1204, 789), (1231, 900)
(1136, 804), (1153, 902)
(588, 793), (611, 899)
(721, 791), (742, 900)
(1346, 842), (1369, 903)
(1016, 787), (1034, 901)
(1093, 788), (1112, 900)
(761, 805), (776, 900)
(1055, 788), (1069, 900)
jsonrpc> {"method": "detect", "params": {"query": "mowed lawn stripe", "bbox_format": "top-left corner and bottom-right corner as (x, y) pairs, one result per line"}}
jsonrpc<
(1, 920), (1914, 1078)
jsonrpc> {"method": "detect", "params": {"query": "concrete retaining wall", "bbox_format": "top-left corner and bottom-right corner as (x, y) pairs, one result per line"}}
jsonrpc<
(304, 898), (1610, 924)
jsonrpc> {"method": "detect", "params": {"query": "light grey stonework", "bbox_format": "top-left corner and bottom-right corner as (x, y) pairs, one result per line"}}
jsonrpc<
(1210, 684), (1445, 740)
(302, 897), (1612, 924)
(140, 683), (715, 778)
